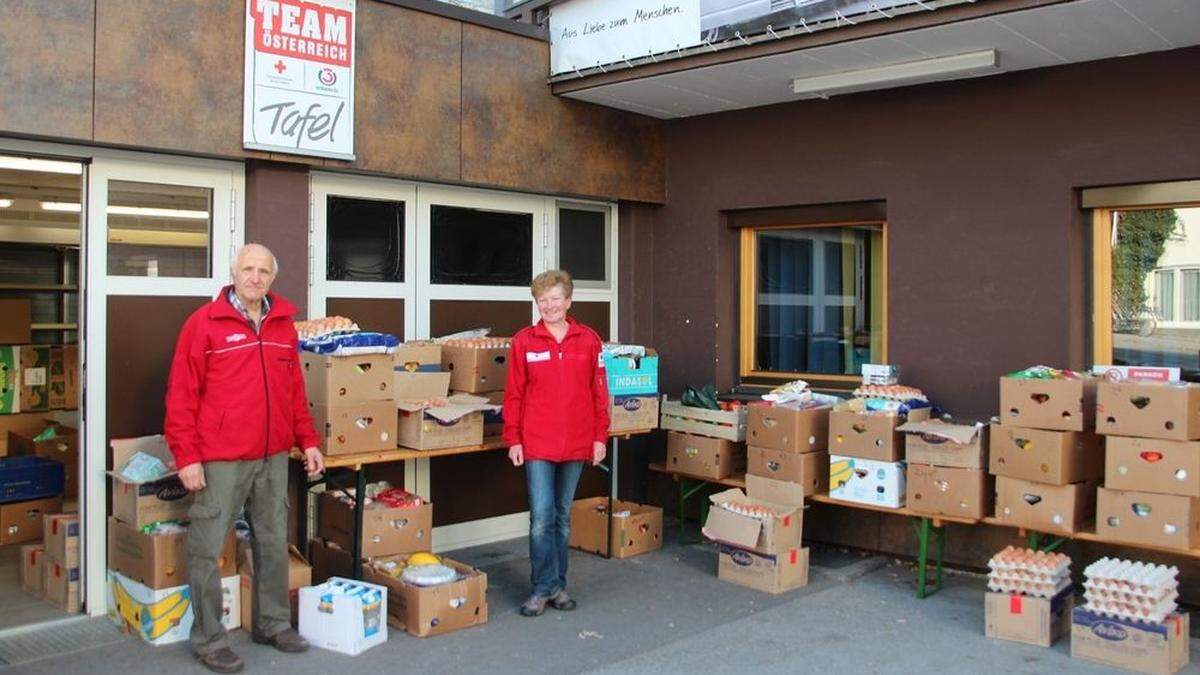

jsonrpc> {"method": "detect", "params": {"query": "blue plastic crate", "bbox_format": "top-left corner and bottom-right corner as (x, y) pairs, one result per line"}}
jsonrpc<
(0, 456), (65, 504)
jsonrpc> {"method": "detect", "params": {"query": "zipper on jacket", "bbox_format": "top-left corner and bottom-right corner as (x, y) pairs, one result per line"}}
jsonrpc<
(246, 314), (271, 460)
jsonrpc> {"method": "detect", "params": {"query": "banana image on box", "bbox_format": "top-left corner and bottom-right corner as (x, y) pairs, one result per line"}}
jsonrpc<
(829, 455), (907, 509)
(107, 570), (240, 645)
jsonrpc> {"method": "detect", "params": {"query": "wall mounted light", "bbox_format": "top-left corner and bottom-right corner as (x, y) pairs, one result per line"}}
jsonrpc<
(792, 49), (998, 97)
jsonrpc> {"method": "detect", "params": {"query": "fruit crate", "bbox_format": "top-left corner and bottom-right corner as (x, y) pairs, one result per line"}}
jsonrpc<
(659, 397), (747, 442)
(0, 456), (65, 504)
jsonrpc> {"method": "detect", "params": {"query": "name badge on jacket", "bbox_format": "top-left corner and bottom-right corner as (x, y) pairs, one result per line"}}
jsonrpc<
(526, 350), (551, 362)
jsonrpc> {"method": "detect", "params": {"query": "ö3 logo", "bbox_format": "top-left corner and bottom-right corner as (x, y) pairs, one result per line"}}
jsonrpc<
(1090, 620), (1129, 641)
(318, 68), (337, 86)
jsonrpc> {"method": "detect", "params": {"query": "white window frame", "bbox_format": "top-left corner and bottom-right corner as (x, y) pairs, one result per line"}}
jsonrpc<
(552, 199), (613, 291)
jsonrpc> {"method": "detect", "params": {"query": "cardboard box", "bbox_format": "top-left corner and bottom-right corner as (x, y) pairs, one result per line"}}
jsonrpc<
(828, 455), (905, 509)
(828, 402), (931, 462)
(907, 464), (992, 520)
(992, 475), (1097, 535)
(109, 435), (193, 528)
(717, 544), (808, 594)
(298, 577), (387, 655)
(397, 409), (484, 451)
(441, 343), (508, 393)
(108, 570), (240, 645)
(1096, 487), (1200, 551)
(1098, 381), (1200, 441)
(0, 298), (32, 344)
(477, 390), (505, 438)
(49, 346), (66, 410)
(861, 363), (899, 385)
(899, 420), (988, 469)
(746, 446), (828, 496)
(62, 344), (79, 409)
(308, 538), (362, 584)
(0, 496), (61, 545)
(310, 400), (397, 456)
(44, 512), (80, 567)
(665, 430), (745, 480)
(609, 395), (659, 433)
(19, 345), (50, 413)
(985, 589), (1073, 647)
(301, 352), (394, 405)
(0, 413), (50, 456)
(746, 403), (830, 453)
(703, 474), (804, 555)
(1072, 609), (1189, 675)
(239, 544), (312, 630)
(363, 557), (488, 637)
(107, 516), (236, 589)
(393, 342), (441, 372)
(989, 424), (1103, 485)
(9, 423), (79, 497)
(999, 374), (1097, 432)
(1105, 436), (1200, 497)
(603, 348), (658, 397)
(44, 559), (80, 612)
(20, 543), (43, 595)
(318, 491), (433, 558)
(393, 371), (451, 402)
(569, 496), (663, 558)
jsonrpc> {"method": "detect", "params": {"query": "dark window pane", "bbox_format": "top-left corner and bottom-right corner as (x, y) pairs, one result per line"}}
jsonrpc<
(326, 196), (404, 282)
(430, 205), (531, 286)
(754, 225), (881, 376)
(559, 207), (607, 282)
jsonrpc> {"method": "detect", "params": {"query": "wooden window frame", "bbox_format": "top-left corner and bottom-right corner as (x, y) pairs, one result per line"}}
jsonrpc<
(1090, 199), (1200, 365)
(739, 219), (888, 388)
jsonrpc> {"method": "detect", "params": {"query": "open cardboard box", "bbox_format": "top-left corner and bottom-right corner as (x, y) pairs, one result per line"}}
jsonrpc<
(396, 394), (494, 450)
(569, 496), (662, 559)
(363, 556), (488, 637)
(703, 474), (803, 555)
(317, 490), (433, 558)
(440, 343), (509, 394)
(898, 420), (988, 469)
(238, 543), (311, 630)
(1097, 381), (1200, 441)
(107, 516), (236, 589)
(108, 435), (193, 528)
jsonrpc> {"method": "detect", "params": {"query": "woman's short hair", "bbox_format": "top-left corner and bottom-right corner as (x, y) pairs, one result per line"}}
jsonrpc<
(531, 269), (574, 299)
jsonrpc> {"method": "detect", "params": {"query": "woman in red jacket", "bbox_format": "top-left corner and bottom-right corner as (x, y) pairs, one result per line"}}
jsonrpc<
(503, 269), (610, 617)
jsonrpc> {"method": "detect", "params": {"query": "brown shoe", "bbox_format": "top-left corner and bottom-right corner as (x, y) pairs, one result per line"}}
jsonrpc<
(252, 628), (310, 653)
(197, 647), (244, 673)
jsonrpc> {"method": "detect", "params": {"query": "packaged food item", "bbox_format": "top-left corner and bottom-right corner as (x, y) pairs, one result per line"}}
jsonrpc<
(1007, 365), (1084, 380)
(1082, 557), (1179, 624)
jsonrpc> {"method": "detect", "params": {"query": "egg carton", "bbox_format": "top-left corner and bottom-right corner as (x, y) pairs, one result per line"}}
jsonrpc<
(1083, 581), (1178, 604)
(988, 567), (1070, 584)
(1083, 595), (1178, 625)
(987, 576), (1072, 599)
(718, 500), (785, 520)
(987, 546), (1071, 578)
(1083, 558), (1179, 598)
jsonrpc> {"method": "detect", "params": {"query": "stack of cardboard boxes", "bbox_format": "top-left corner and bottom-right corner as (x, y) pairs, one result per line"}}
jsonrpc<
(991, 370), (1102, 536)
(661, 399), (748, 481)
(703, 474), (808, 593)
(828, 400), (930, 509)
(901, 421), (993, 520)
(395, 340), (490, 451)
(105, 434), (242, 644)
(1094, 379), (1200, 552)
(746, 401), (830, 498)
(18, 511), (79, 612)
(604, 346), (659, 433)
(303, 350), (397, 456)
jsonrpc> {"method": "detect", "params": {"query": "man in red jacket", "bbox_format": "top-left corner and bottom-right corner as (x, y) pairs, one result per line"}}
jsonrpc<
(165, 244), (323, 673)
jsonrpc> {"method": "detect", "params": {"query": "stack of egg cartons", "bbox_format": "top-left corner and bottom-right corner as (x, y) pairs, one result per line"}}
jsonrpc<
(987, 546), (1071, 598)
(983, 545), (1074, 647)
(1081, 557), (1178, 624)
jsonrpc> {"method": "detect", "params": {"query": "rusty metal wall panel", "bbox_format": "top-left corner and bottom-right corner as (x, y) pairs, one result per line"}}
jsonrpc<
(245, 161), (311, 316)
(349, 4), (462, 181)
(0, 1), (94, 140)
(94, 0), (250, 156)
(460, 24), (665, 204)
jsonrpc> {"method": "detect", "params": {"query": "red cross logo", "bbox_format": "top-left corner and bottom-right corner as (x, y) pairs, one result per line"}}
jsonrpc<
(274, 60), (286, 74)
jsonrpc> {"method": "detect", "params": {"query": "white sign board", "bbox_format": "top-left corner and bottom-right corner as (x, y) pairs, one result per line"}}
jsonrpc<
(243, 0), (356, 160)
(550, 1), (700, 76)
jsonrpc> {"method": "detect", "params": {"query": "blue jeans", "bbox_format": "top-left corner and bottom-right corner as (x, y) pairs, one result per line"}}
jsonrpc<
(525, 459), (585, 597)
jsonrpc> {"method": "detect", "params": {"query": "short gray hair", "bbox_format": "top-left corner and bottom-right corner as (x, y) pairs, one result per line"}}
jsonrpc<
(231, 243), (278, 277)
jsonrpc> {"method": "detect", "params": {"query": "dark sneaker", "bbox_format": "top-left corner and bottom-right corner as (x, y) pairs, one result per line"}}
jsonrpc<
(519, 595), (549, 617)
(197, 647), (244, 673)
(252, 628), (310, 653)
(549, 589), (577, 611)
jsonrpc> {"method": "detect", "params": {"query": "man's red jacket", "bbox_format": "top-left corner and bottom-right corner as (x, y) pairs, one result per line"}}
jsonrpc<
(502, 317), (610, 463)
(164, 287), (319, 469)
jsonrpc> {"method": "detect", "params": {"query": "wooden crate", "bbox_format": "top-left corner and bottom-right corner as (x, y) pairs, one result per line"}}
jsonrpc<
(659, 397), (747, 442)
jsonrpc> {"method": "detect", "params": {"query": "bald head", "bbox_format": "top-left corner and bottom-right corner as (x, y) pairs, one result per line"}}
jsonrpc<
(231, 243), (277, 307)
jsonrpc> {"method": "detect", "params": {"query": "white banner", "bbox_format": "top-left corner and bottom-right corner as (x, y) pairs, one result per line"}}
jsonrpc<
(243, 0), (356, 160)
(551, 0), (925, 76)
(550, 1), (700, 76)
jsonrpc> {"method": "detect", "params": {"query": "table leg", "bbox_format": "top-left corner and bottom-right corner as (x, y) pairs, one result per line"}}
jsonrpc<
(606, 438), (617, 559)
(914, 517), (945, 599)
(351, 467), (365, 580)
